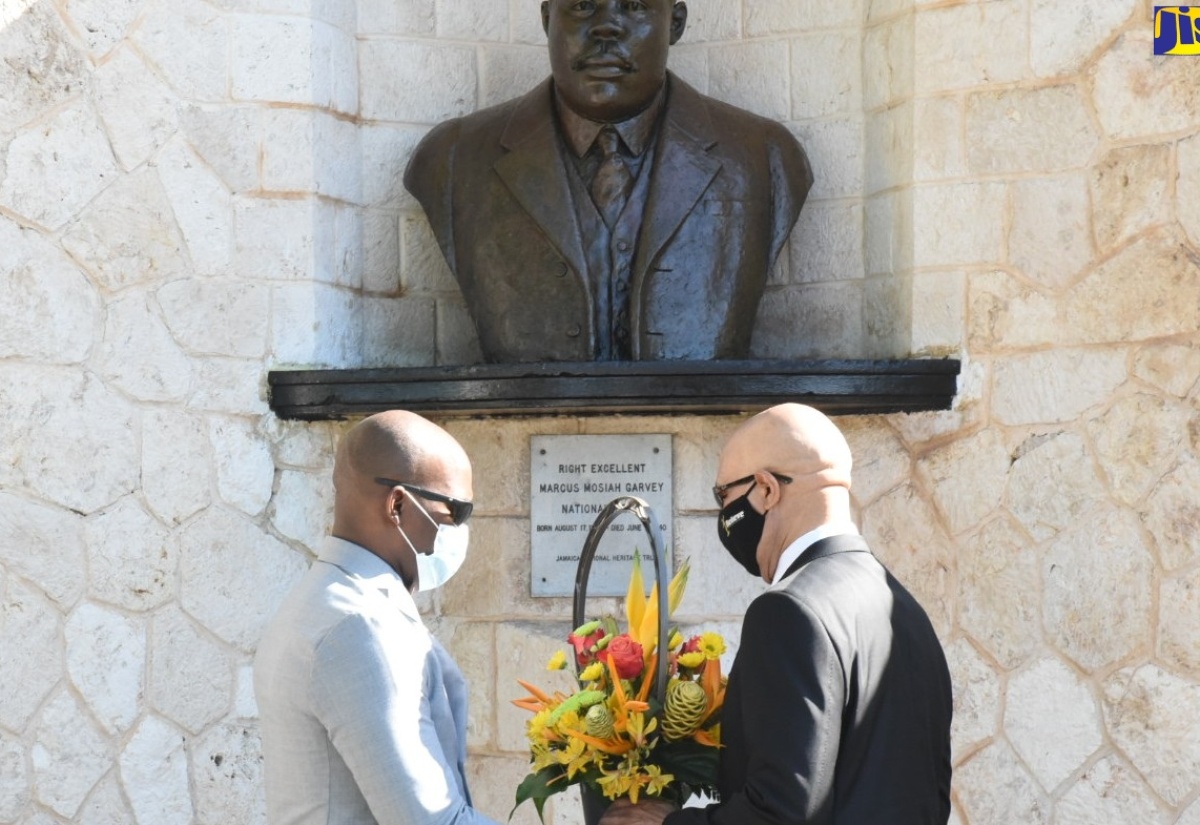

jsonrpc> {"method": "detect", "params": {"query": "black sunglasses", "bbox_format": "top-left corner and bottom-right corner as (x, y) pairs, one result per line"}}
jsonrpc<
(711, 471), (793, 508)
(374, 478), (474, 525)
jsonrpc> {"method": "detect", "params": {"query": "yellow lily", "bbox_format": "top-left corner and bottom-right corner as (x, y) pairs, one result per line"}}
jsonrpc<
(565, 755), (594, 780)
(644, 764), (674, 796)
(597, 767), (635, 800)
(625, 711), (657, 748)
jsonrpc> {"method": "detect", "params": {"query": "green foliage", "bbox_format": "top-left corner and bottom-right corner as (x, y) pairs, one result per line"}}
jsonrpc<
(511, 766), (562, 824)
(655, 738), (720, 797)
(511, 764), (607, 823)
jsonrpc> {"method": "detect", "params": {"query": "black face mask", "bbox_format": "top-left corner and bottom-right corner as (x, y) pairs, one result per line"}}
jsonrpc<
(717, 483), (766, 578)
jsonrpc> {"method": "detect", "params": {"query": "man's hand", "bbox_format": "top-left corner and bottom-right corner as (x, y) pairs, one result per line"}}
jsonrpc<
(597, 797), (675, 825)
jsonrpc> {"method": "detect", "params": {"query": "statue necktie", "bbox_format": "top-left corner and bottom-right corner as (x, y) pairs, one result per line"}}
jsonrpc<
(590, 127), (633, 228)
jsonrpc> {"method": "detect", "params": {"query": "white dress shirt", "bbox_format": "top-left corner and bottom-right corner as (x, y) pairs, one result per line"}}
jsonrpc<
(254, 537), (498, 825)
(770, 522), (861, 586)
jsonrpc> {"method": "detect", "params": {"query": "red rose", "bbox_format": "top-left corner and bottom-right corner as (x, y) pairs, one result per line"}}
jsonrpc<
(568, 629), (605, 666)
(680, 635), (702, 655)
(599, 634), (645, 680)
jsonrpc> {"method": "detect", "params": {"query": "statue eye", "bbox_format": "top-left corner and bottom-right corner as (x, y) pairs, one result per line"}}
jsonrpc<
(571, 0), (596, 11)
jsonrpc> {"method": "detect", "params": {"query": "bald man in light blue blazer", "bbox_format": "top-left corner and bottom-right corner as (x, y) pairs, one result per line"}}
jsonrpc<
(255, 411), (500, 824)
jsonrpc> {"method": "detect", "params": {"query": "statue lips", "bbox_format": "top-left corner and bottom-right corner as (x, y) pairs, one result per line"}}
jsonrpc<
(573, 53), (634, 79)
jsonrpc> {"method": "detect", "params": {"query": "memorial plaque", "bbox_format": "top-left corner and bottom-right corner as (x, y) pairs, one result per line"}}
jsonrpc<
(530, 434), (673, 597)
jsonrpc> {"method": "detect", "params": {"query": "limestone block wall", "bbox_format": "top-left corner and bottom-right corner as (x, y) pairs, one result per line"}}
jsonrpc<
(1, 1), (1199, 824)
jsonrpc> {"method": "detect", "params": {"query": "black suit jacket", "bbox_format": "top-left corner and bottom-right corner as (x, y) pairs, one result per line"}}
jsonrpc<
(404, 73), (812, 362)
(667, 535), (952, 825)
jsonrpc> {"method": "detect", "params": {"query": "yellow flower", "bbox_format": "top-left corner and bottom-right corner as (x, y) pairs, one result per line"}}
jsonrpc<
(579, 662), (604, 682)
(624, 711), (657, 748)
(668, 630), (683, 651)
(556, 735), (586, 765)
(563, 738), (594, 780)
(643, 764), (675, 796)
(678, 651), (704, 669)
(557, 709), (583, 733)
(526, 708), (553, 744)
(547, 650), (568, 670)
(531, 739), (557, 771)
(700, 632), (726, 660)
(597, 769), (634, 801)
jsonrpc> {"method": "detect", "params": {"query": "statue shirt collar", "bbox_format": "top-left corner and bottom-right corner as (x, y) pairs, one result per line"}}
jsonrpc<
(552, 80), (667, 159)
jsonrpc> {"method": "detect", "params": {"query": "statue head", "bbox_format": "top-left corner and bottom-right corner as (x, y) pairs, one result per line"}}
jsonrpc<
(541, 0), (688, 123)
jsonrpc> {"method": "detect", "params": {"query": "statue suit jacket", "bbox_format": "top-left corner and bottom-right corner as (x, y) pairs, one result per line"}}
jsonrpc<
(254, 537), (499, 825)
(666, 535), (953, 825)
(404, 73), (812, 362)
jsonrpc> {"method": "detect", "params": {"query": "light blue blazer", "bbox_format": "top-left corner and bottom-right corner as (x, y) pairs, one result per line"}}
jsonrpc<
(255, 537), (499, 825)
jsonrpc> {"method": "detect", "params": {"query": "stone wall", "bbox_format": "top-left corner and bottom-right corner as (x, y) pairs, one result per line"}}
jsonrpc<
(1, 1), (1199, 824)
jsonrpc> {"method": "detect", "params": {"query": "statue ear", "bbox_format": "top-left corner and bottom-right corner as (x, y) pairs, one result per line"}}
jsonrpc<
(541, 1), (551, 36)
(669, 2), (688, 45)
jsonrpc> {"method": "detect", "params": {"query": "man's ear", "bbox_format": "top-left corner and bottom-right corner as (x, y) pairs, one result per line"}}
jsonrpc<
(541, 1), (551, 36)
(669, 2), (688, 45)
(387, 487), (405, 526)
(756, 470), (783, 509)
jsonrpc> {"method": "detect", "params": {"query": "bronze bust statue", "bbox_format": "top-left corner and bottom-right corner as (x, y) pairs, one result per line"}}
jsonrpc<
(405, 0), (813, 363)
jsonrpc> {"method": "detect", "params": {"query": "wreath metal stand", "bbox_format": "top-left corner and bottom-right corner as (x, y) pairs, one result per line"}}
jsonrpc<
(571, 495), (670, 825)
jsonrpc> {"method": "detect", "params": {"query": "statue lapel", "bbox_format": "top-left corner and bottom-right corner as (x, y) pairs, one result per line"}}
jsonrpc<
(634, 76), (722, 282)
(494, 81), (588, 282)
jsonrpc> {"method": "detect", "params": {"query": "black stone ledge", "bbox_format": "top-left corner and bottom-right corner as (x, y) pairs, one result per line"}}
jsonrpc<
(267, 359), (960, 420)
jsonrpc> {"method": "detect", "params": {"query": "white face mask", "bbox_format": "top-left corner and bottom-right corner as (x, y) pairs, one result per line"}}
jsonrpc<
(398, 493), (470, 591)
(415, 523), (469, 591)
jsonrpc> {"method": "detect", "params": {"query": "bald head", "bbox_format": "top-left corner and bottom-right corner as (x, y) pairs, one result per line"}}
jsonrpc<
(335, 411), (468, 492)
(715, 404), (854, 582)
(331, 411), (472, 561)
(720, 403), (852, 492)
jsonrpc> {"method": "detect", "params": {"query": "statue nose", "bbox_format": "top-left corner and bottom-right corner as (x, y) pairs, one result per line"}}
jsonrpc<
(590, 6), (627, 37)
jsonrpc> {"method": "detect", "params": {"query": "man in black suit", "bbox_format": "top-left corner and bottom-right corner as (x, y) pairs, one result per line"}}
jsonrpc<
(404, 0), (811, 363)
(603, 403), (953, 825)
